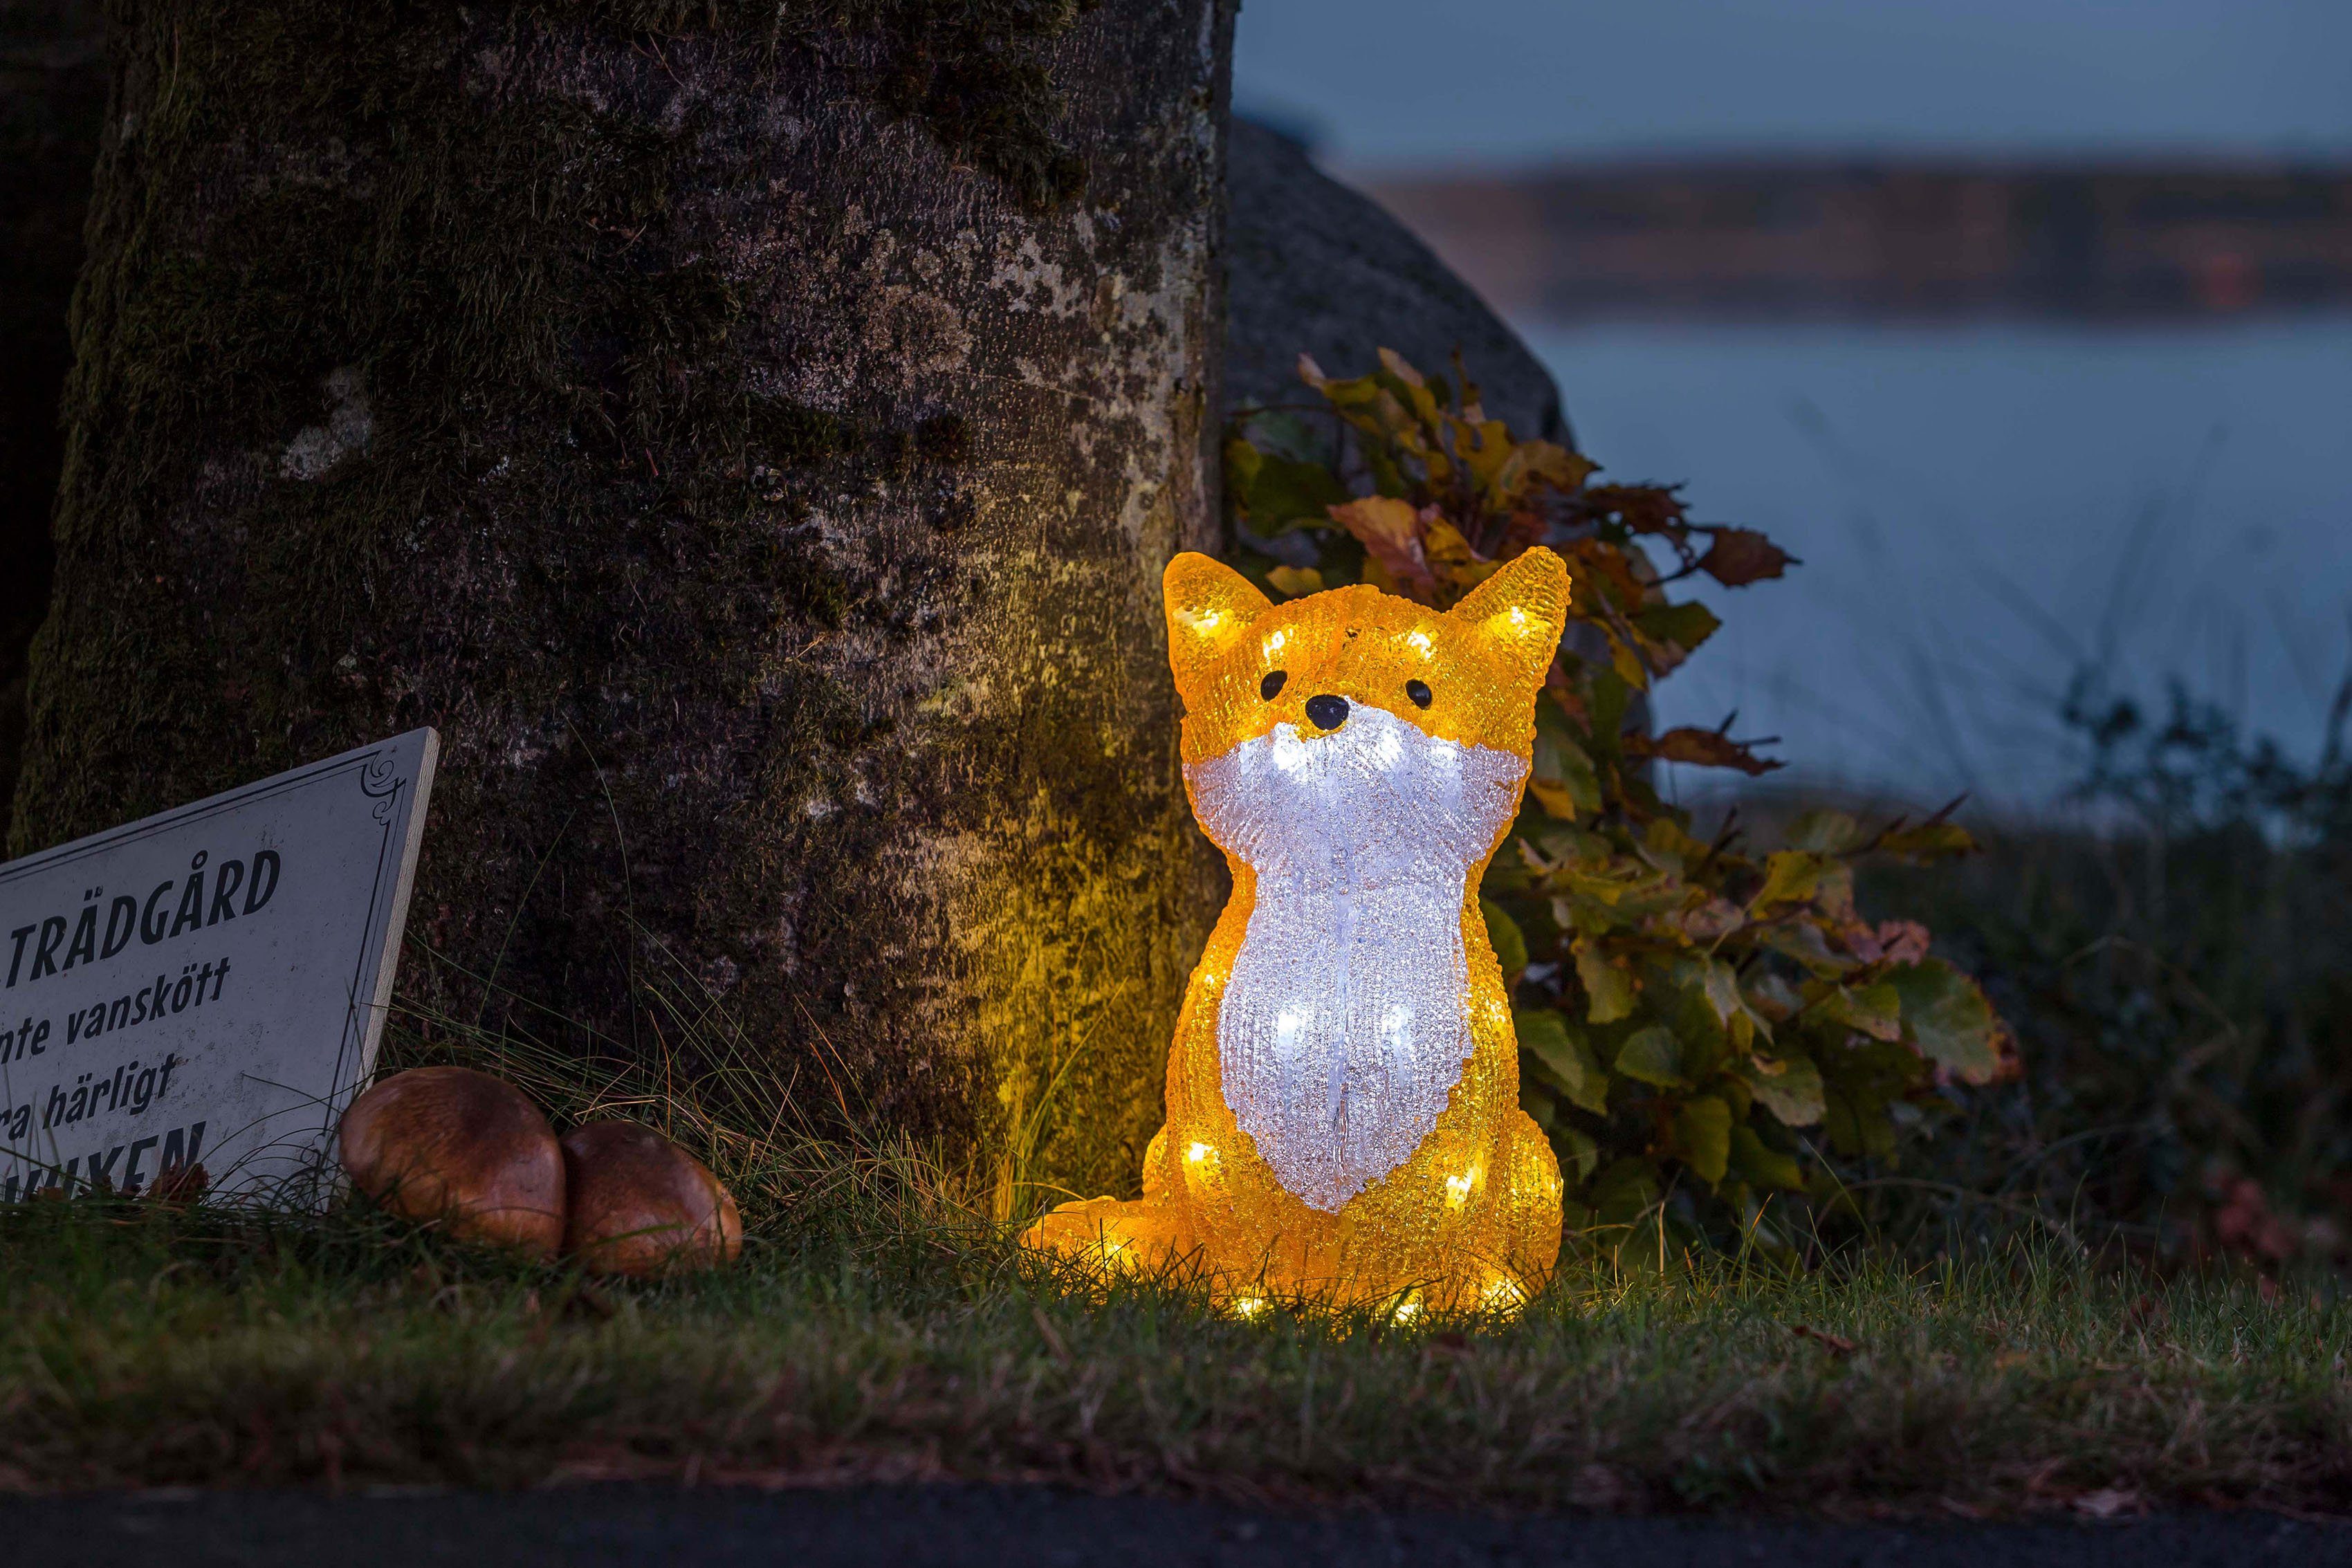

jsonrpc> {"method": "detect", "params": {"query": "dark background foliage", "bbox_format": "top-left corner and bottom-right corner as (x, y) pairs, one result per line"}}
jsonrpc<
(1866, 676), (2352, 1264)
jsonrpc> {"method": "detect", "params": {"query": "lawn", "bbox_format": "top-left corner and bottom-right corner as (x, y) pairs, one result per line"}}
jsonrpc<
(3, 1170), (2346, 1518)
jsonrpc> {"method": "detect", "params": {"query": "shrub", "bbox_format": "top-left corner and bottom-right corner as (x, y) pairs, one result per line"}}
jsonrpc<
(1869, 674), (2352, 1262)
(1226, 351), (2010, 1257)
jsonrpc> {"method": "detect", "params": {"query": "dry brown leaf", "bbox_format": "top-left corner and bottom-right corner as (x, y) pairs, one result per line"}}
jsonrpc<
(2073, 1487), (2144, 1519)
(1327, 495), (1438, 598)
(1698, 526), (1797, 587)
(1624, 727), (1783, 776)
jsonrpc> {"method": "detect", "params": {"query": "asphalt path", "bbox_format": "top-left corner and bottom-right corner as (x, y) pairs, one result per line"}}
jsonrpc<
(8, 1484), (2346, 1567)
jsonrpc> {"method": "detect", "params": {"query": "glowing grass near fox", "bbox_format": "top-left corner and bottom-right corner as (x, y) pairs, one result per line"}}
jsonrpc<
(1025, 548), (1572, 1310)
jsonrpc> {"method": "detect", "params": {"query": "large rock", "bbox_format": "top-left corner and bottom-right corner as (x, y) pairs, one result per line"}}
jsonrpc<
(1224, 120), (1570, 445)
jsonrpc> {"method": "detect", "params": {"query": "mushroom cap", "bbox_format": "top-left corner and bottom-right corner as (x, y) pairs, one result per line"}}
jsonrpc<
(338, 1066), (565, 1258)
(559, 1120), (742, 1277)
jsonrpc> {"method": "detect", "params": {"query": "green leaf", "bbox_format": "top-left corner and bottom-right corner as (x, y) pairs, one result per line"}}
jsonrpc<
(1700, 959), (1745, 1027)
(1750, 850), (1828, 911)
(1812, 1037), (1927, 1159)
(1785, 809), (1860, 854)
(1604, 629), (1651, 691)
(1225, 443), (1351, 533)
(1729, 1123), (1805, 1190)
(1584, 1156), (1662, 1224)
(1876, 821), (1978, 859)
(1745, 1054), (1826, 1127)
(1585, 667), (1633, 755)
(1675, 1096), (1733, 1185)
(1481, 898), (1528, 978)
(1822, 1078), (1898, 1159)
(1633, 600), (1722, 656)
(1487, 435), (1593, 508)
(1518, 1078), (1556, 1130)
(1574, 946), (1637, 1024)
(1527, 821), (1607, 865)
(1652, 956), (1731, 1072)
(1815, 979), (1902, 1042)
(1518, 1008), (1609, 1114)
(1482, 846), (1537, 896)
(1756, 920), (1857, 979)
(1886, 959), (2004, 1082)
(1551, 1125), (1601, 1182)
(1529, 712), (1603, 819)
(1613, 1024), (1684, 1087)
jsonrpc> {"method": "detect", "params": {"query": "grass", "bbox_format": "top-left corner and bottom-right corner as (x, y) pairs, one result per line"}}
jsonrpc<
(2, 1170), (2347, 1518)
(7, 807), (2344, 1521)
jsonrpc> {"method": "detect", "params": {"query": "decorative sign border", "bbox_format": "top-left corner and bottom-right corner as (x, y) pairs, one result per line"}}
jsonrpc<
(0, 729), (439, 1203)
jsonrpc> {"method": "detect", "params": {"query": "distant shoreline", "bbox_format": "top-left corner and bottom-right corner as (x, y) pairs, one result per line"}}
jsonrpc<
(1357, 158), (2352, 324)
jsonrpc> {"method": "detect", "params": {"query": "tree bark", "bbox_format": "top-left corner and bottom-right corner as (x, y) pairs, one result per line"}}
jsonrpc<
(14, 0), (1233, 1201)
(0, 1), (103, 844)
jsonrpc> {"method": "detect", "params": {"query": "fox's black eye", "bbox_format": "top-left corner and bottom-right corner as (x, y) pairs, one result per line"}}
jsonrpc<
(1261, 670), (1287, 701)
(1406, 679), (1433, 709)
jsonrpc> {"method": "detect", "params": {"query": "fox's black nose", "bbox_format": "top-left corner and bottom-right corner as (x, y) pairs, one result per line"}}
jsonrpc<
(1304, 694), (1350, 731)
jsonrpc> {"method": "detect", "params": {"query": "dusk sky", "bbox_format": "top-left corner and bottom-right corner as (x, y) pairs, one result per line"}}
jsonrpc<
(1235, 0), (2352, 167)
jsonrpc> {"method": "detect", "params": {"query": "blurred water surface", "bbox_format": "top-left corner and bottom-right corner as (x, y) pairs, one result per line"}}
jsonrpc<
(1523, 315), (2352, 808)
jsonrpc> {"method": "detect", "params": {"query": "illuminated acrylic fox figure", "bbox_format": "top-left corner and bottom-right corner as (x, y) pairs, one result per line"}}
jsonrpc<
(1024, 546), (1572, 1311)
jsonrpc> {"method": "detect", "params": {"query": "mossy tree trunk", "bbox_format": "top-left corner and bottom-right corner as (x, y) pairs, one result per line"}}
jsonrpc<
(0, 1), (104, 839)
(12, 0), (1233, 1204)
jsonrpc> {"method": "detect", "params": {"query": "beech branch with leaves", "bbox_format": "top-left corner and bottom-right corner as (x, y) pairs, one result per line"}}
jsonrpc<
(1226, 349), (2015, 1256)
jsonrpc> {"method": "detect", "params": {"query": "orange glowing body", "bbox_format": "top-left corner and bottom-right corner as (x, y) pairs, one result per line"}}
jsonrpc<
(1023, 549), (1572, 1311)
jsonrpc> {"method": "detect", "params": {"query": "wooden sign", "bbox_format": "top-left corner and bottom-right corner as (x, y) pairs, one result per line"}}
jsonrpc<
(0, 730), (438, 1205)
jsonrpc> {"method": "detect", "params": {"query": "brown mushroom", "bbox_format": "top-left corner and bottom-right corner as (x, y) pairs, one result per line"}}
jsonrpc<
(559, 1120), (742, 1277)
(338, 1067), (565, 1258)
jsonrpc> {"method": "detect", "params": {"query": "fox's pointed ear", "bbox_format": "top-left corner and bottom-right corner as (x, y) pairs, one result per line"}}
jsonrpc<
(1449, 546), (1571, 691)
(1164, 552), (1271, 697)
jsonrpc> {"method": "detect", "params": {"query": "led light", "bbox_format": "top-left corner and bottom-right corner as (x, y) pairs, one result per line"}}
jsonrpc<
(1444, 1170), (1476, 1206)
(1392, 1298), (1422, 1325)
(1231, 1295), (1267, 1320)
(1186, 1141), (1216, 1164)
(1406, 629), (1433, 657)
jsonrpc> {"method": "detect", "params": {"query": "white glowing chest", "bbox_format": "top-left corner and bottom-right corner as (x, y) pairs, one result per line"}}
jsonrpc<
(1186, 708), (1526, 1212)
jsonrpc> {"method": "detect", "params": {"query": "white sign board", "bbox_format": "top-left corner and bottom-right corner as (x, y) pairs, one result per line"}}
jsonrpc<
(0, 729), (437, 1205)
